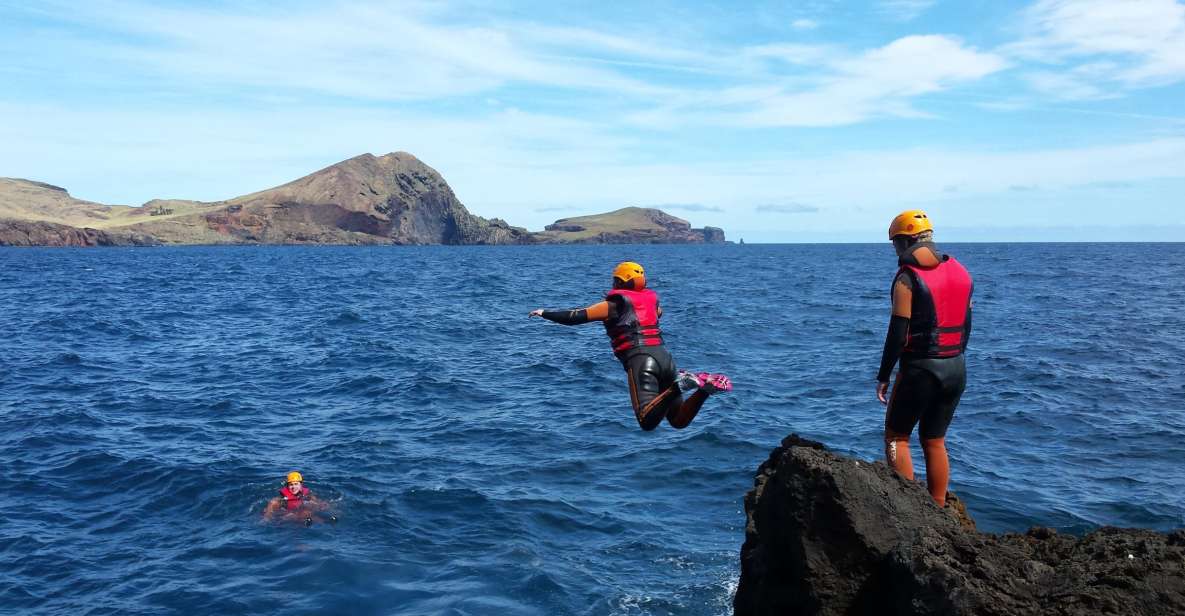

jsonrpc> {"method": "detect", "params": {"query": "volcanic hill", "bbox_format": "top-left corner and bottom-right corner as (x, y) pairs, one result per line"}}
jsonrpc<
(0, 153), (725, 246)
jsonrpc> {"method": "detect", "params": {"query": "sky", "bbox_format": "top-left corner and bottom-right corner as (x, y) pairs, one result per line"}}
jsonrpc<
(1, 0), (1183, 242)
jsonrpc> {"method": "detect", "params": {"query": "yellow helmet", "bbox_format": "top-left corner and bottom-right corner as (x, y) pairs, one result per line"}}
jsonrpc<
(612, 261), (646, 290)
(286, 471), (303, 484)
(888, 210), (933, 240)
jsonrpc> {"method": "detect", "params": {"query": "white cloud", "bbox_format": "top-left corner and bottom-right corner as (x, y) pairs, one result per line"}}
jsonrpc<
(791, 18), (820, 30)
(877, 0), (938, 21)
(1010, 0), (1185, 90)
(8, 1), (677, 101)
(648, 35), (1006, 128)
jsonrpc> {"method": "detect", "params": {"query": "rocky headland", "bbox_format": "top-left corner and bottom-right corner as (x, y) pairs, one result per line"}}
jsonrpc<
(0, 154), (726, 246)
(534, 207), (725, 244)
(0, 219), (159, 247)
(734, 434), (1185, 616)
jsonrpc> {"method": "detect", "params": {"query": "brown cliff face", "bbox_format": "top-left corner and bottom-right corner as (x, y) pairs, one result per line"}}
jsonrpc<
(0, 219), (159, 247)
(2, 155), (726, 246)
(124, 152), (533, 245)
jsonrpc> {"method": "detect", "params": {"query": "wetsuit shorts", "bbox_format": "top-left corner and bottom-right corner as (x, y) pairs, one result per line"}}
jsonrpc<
(886, 354), (966, 440)
(620, 346), (681, 427)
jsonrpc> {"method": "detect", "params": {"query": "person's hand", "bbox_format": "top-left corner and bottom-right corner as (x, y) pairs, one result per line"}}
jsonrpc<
(528, 309), (544, 318)
(876, 381), (890, 406)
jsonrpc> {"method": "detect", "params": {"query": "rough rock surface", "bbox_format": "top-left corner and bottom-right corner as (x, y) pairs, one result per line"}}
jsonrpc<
(734, 434), (1185, 616)
(0, 219), (159, 247)
(128, 153), (534, 245)
(2, 154), (728, 245)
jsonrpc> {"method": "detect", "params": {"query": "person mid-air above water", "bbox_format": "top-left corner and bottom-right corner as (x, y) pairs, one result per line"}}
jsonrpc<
(529, 261), (731, 431)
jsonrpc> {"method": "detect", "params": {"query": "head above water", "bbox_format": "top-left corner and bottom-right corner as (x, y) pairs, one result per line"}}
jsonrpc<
(888, 210), (935, 255)
(286, 471), (304, 490)
(612, 261), (646, 290)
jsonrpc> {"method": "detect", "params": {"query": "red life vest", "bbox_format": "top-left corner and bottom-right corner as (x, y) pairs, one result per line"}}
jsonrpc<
(603, 289), (664, 355)
(279, 486), (311, 511)
(897, 256), (973, 358)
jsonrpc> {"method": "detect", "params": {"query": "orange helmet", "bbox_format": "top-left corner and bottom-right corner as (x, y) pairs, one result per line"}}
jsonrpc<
(612, 261), (646, 290)
(286, 471), (303, 484)
(888, 210), (933, 240)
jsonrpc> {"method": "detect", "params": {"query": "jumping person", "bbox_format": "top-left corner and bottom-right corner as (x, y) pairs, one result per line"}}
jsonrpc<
(529, 261), (731, 431)
(876, 211), (973, 507)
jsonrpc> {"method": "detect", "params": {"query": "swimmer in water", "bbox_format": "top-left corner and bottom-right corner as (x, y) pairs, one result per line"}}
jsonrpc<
(262, 471), (336, 526)
(529, 261), (731, 431)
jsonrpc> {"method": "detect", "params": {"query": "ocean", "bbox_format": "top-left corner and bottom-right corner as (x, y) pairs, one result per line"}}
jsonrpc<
(1, 243), (1183, 615)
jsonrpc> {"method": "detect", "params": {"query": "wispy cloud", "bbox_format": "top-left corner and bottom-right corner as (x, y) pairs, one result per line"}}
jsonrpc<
(651, 203), (724, 213)
(2, 2), (1009, 132)
(671, 35), (1007, 127)
(877, 0), (938, 21)
(2, 1), (677, 102)
(756, 203), (820, 214)
(1008, 0), (1185, 93)
(791, 18), (820, 30)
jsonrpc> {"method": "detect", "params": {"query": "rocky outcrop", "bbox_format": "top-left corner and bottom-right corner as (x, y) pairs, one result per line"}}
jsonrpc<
(702, 226), (726, 243)
(734, 434), (1185, 616)
(0, 219), (160, 247)
(124, 153), (534, 245)
(534, 207), (726, 244)
(2, 155), (728, 245)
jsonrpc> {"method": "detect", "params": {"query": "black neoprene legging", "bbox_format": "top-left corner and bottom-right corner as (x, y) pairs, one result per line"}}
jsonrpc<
(621, 347), (708, 430)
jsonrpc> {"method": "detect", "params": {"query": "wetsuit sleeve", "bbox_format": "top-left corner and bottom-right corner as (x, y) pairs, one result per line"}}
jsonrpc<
(541, 301), (612, 325)
(877, 277), (912, 382)
(877, 316), (909, 382)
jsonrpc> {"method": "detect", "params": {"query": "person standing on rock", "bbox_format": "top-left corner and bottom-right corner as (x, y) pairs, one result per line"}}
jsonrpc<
(529, 261), (731, 431)
(876, 211), (973, 507)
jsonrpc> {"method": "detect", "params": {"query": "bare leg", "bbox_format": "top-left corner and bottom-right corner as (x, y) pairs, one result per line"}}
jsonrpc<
(666, 389), (709, 429)
(920, 437), (949, 507)
(884, 432), (914, 480)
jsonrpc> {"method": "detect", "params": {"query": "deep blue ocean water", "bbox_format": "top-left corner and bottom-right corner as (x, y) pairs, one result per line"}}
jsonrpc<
(1, 243), (1183, 615)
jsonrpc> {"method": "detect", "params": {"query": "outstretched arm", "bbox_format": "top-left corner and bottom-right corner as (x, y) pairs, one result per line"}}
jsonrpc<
(529, 301), (612, 325)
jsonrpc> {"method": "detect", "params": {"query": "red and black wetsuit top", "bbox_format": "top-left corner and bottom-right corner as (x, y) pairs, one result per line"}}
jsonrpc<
(603, 289), (664, 356)
(897, 255), (973, 358)
(279, 486), (311, 511)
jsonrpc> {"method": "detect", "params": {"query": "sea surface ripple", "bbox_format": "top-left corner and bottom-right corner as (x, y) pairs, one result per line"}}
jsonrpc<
(1, 243), (1183, 615)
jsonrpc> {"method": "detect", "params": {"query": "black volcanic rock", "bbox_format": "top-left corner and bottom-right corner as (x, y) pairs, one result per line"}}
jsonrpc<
(0, 219), (159, 247)
(702, 226), (725, 243)
(734, 434), (1185, 616)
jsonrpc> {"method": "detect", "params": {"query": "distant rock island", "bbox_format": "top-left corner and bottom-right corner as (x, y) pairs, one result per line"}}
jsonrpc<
(0, 153), (725, 247)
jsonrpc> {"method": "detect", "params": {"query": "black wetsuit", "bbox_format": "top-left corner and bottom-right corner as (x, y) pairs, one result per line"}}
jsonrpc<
(541, 294), (687, 431)
(879, 243), (972, 439)
(619, 344), (682, 430)
(886, 355), (966, 439)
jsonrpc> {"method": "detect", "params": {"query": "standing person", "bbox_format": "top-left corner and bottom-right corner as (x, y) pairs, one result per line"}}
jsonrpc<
(529, 261), (731, 431)
(875, 211), (973, 507)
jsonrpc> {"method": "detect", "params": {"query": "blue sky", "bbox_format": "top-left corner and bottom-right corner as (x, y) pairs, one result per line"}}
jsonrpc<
(2, 0), (1183, 241)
